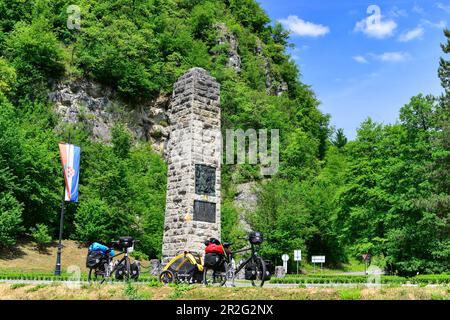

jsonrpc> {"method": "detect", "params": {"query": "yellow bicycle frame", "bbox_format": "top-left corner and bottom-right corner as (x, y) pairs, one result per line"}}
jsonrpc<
(163, 251), (204, 273)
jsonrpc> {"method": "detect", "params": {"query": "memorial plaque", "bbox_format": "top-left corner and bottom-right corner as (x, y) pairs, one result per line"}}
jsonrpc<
(193, 200), (216, 223)
(195, 164), (216, 196)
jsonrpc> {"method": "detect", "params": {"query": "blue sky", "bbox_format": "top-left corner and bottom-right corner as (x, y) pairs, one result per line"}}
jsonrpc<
(258, 0), (449, 140)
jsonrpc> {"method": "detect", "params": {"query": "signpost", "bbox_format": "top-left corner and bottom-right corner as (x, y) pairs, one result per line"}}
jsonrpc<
(294, 250), (301, 274)
(311, 255), (325, 272)
(282, 254), (289, 273)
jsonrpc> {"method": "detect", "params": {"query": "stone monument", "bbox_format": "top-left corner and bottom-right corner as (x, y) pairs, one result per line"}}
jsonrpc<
(162, 68), (221, 264)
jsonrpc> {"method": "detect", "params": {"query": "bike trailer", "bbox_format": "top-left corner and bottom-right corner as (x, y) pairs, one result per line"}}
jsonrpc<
(160, 252), (204, 283)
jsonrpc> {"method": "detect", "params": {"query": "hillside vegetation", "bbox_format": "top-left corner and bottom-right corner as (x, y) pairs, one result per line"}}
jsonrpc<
(0, 0), (448, 276)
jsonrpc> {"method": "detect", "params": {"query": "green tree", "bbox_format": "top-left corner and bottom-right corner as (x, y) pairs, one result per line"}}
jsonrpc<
(111, 124), (132, 160)
(74, 198), (112, 243)
(0, 57), (16, 94)
(332, 128), (348, 149)
(0, 193), (24, 247)
(4, 19), (65, 99)
(30, 223), (52, 248)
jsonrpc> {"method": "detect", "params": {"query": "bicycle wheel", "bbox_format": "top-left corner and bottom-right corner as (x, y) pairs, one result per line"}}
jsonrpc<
(88, 268), (105, 284)
(124, 257), (131, 282)
(203, 268), (225, 286)
(251, 256), (267, 287)
(222, 260), (235, 287)
(159, 270), (175, 284)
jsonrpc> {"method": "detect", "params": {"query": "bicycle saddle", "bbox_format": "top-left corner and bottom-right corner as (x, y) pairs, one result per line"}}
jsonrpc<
(223, 242), (232, 248)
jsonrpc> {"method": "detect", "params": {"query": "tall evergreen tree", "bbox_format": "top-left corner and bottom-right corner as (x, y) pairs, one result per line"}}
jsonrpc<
(332, 128), (348, 148)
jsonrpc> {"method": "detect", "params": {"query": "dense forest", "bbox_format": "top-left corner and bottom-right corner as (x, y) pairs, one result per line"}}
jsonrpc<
(0, 0), (448, 276)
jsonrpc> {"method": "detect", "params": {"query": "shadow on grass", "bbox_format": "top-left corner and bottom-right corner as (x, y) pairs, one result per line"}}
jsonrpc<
(0, 246), (26, 261)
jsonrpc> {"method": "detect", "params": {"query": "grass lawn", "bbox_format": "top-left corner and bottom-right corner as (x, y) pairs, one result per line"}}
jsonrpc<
(0, 240), (151, 276)
(0, 282), (449, 300)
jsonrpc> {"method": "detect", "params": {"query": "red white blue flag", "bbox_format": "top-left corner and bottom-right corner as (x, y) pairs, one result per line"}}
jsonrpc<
(58, 143), (81, 202)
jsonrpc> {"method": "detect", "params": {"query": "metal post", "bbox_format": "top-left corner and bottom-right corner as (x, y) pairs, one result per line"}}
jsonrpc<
(296, 261), (299, 275)
(54, 132), (70, 276)
(54, 185), (65, 276)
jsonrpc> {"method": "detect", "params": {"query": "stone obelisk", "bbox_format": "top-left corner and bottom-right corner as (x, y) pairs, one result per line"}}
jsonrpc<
(162, 68), (221, 263)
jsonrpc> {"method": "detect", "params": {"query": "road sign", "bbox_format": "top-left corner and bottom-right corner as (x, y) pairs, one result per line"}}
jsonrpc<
(311, 255), (325, 263)
(282, 254), (289, 273)
(362, 253), (371, 262)
(294, 250), (302, 274)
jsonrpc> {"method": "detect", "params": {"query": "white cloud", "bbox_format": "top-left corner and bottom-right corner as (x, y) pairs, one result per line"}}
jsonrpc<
(398, 26), (424, 42)
(412, 4), (424, 14)
(389, 6), (408, 17)
(370, 52), (411, 62)
(353, 56), (368, 64)
(279, 15), (330, 37)
(421, 19), (447, 29)
(436, 2), (450, 13)
(354, 16), (397, 39)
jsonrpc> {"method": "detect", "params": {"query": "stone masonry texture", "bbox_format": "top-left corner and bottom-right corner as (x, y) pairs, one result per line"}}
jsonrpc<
(162, 68), (221, 264)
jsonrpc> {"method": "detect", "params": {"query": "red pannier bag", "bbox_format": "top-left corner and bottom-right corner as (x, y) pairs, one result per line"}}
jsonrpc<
(205, 243), (224, 255)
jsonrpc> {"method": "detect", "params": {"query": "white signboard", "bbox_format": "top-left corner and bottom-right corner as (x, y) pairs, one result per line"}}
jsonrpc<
(311, 255), (325, 263)
(282, 254), (289, 273)
(294, 250), (302, 261)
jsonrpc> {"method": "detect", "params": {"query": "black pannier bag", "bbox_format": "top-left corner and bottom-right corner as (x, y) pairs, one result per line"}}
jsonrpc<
(118, 236), (134, 249)
(204, 238), (221, 246)
(86, 250), (104, 269)
(263, 260), (274, 280)
(130, 261), (140, 280)
(248, 232), (264, 245)
(204, 253), (224, 271)
(115, 263), (126, 280)
(245, 262), (257, 280)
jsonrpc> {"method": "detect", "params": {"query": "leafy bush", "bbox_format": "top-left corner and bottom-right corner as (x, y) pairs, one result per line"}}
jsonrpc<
(270, 274), (450, 285)
(74, 198), (112, 243)
(0, 193), (24, 247)
(131, 250), (149, 261)
(30, 223), (52, 247)
(4, 19), (65, 99)
(0, 57), (16, 94)
(410, 274), (450, 284)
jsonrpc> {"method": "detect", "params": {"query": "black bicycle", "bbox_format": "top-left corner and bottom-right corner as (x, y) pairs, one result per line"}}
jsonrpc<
(87, 237), (140, 283)
(203, 232), (269, 287)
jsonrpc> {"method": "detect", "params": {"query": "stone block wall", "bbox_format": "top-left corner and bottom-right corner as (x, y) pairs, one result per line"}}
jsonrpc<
(162, 68), (221, 263)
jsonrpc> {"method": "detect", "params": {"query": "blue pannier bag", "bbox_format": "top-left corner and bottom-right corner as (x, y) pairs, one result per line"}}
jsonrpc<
(89, 242), (109, 253)
(89, 242), (115, 257)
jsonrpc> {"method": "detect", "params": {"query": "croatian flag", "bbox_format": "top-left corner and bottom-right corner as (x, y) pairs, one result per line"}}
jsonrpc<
(58, 143), (81, 202)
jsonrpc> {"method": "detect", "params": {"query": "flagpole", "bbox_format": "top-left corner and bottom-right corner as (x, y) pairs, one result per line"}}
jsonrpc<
(54, 132), (71, 276)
